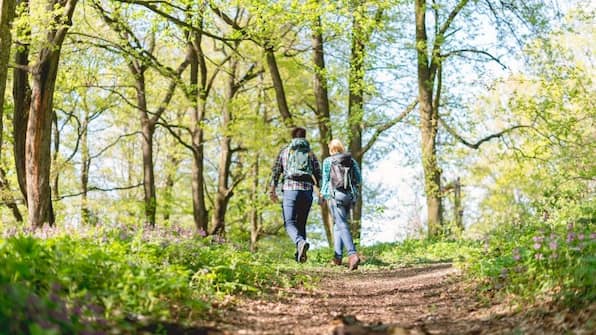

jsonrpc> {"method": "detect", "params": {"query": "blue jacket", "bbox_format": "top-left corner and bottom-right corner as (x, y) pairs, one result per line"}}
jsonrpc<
(320, 153), (361, 200)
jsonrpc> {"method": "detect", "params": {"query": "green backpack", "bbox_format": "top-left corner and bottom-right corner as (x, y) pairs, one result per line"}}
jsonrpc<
(284, 138), (313, 182)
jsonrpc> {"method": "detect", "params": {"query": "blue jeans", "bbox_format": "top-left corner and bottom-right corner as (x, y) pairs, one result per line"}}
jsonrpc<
(330, 191), (357, 260)
(282, 190), (313, 246)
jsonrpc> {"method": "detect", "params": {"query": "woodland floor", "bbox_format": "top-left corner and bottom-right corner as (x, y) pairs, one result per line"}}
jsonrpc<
(149, 263), (595, 335)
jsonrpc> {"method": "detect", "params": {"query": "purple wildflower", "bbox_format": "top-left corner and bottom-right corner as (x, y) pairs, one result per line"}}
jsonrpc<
(533, 235), (544, 243)
(512, 248), (521, 261)
(567, 232), (575, 243)
(535, 253), (544, 260)
(549, 240), (558, 250)
(549, 253), (558, 259)
(533, 243), (541, 250)
(578, 233), (585, 241)
(591, 233), (596, 240)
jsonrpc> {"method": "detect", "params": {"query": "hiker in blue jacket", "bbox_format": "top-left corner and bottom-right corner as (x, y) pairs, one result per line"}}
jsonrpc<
(320, 139), (362, 270)
(269, 127), (322, 263)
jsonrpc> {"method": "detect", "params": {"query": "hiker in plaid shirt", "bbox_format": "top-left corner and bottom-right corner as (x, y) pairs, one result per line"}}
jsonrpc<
(269, 127), (321, 262)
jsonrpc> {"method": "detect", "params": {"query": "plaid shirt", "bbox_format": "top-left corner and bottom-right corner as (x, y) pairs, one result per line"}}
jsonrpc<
(270, 145), (322, 191)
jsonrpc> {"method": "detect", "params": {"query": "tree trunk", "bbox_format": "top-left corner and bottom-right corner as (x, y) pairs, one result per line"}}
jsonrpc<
(188, 31), (209, 233)
(128, 61), (158, 227)
(23, 0), (76, 228)
(51, 111), (59, 197)
(0, 0), (16, 155)
(249, 156), (260, 251)
(312, 11), (334, 247)
(80, 109), (90, 224)
(265, 46), (293, 126)
(415, 0), (442, 237)
(0, 167), (23, 222)
(162, 139), (179, 223)
(210, 60), (237, 238)
(0, 0), (21, 221)
(12, 0), (30, 203)
(26, 57), (58, 227)
(348, 4), (366, 241)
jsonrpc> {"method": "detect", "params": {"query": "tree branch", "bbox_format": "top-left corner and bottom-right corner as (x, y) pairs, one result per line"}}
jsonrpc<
(56, 183), (144, 200)
(441, 48), (507, 69)
(361, 100), (418, 156)
(439, 116), (529, 149)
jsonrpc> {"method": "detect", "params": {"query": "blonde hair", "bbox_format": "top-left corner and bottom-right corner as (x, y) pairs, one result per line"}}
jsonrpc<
(328, 139), (345, 155)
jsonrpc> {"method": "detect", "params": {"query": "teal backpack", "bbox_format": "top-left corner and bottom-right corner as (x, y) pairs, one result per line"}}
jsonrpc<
(284, 138), (313, 182)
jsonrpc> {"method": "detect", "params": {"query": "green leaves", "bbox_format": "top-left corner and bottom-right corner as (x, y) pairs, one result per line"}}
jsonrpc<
(0, 227), (303, 332)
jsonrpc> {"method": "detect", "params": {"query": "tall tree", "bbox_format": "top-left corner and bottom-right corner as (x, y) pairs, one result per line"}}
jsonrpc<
(0, 0), (16, 151)
(211, 52), (261, 237)
(311, 1), (333, 246)
(92, 1), (189, 226)
(23, 0), (78, 227)
(414, 0), (547, 237)
(12, 0), (29, 204)
(0, 0), (22, 221)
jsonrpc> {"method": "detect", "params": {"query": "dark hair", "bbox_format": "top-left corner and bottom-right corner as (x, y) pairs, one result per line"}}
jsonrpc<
(291, 127), (306, 138)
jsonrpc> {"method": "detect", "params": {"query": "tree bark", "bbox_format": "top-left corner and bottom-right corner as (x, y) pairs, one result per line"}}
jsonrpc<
(416, 0), (442, 237)
(265, 46), (293, 126)
(348, 3), (366, 240)
(0, 167), (22, 222)
(0, 0), (16, 155)
(188, 31), (209, 233)
(80, 109), (90, 224)
(51, 111), (59, 197)
(162, 135), (180, 223)
(210, 59), (237, 238)
(312, 10), (334, 247)
(0, 0), (21, 221)
(12, 0), (29, 204)
(129, 62), (157, 227)
(249, 156), (260, 251)
(25, 0), (78, 227)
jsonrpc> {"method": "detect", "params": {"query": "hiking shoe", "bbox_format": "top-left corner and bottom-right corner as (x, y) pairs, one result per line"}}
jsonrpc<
(332, 258), (342, 266)
(297, 241), (309, 263)
(348, 254), (360, 270)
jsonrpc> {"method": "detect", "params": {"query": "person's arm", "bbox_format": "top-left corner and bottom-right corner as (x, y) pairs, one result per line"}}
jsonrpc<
(269, 150), (284, 202)
(320, 158), (331, 200)
(311, 152), (322, 188)
(352, 158), (362, 195)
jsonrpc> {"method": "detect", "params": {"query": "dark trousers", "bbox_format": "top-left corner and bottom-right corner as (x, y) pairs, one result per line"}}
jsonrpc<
(282, 189), (313, 246)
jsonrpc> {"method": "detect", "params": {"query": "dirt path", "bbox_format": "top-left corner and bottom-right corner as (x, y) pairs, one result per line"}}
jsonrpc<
(208, 263), (592, 335)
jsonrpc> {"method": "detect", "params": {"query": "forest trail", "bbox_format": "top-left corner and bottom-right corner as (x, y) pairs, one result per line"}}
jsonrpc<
(204, 263), (589, 335)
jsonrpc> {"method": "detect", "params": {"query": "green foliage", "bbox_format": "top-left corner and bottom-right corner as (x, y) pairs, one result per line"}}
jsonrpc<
(465, 198), (595, 306)
(0, 226), (301, 333)
(361, 239), (479, 267)
(306, 238), (480, 269)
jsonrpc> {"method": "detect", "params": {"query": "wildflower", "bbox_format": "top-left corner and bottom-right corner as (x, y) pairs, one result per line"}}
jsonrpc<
(533, 235), (544, 243)
(512, 248), (521, 261)
(591, 233), (596, 240)
(549, 240), (558, 250)
(533, 243), (541, 250)
(566, 232), (575, 243)
(567, 223), (574, 231)
(578, 233), (585, 241)
(535, 253), (544, 260)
